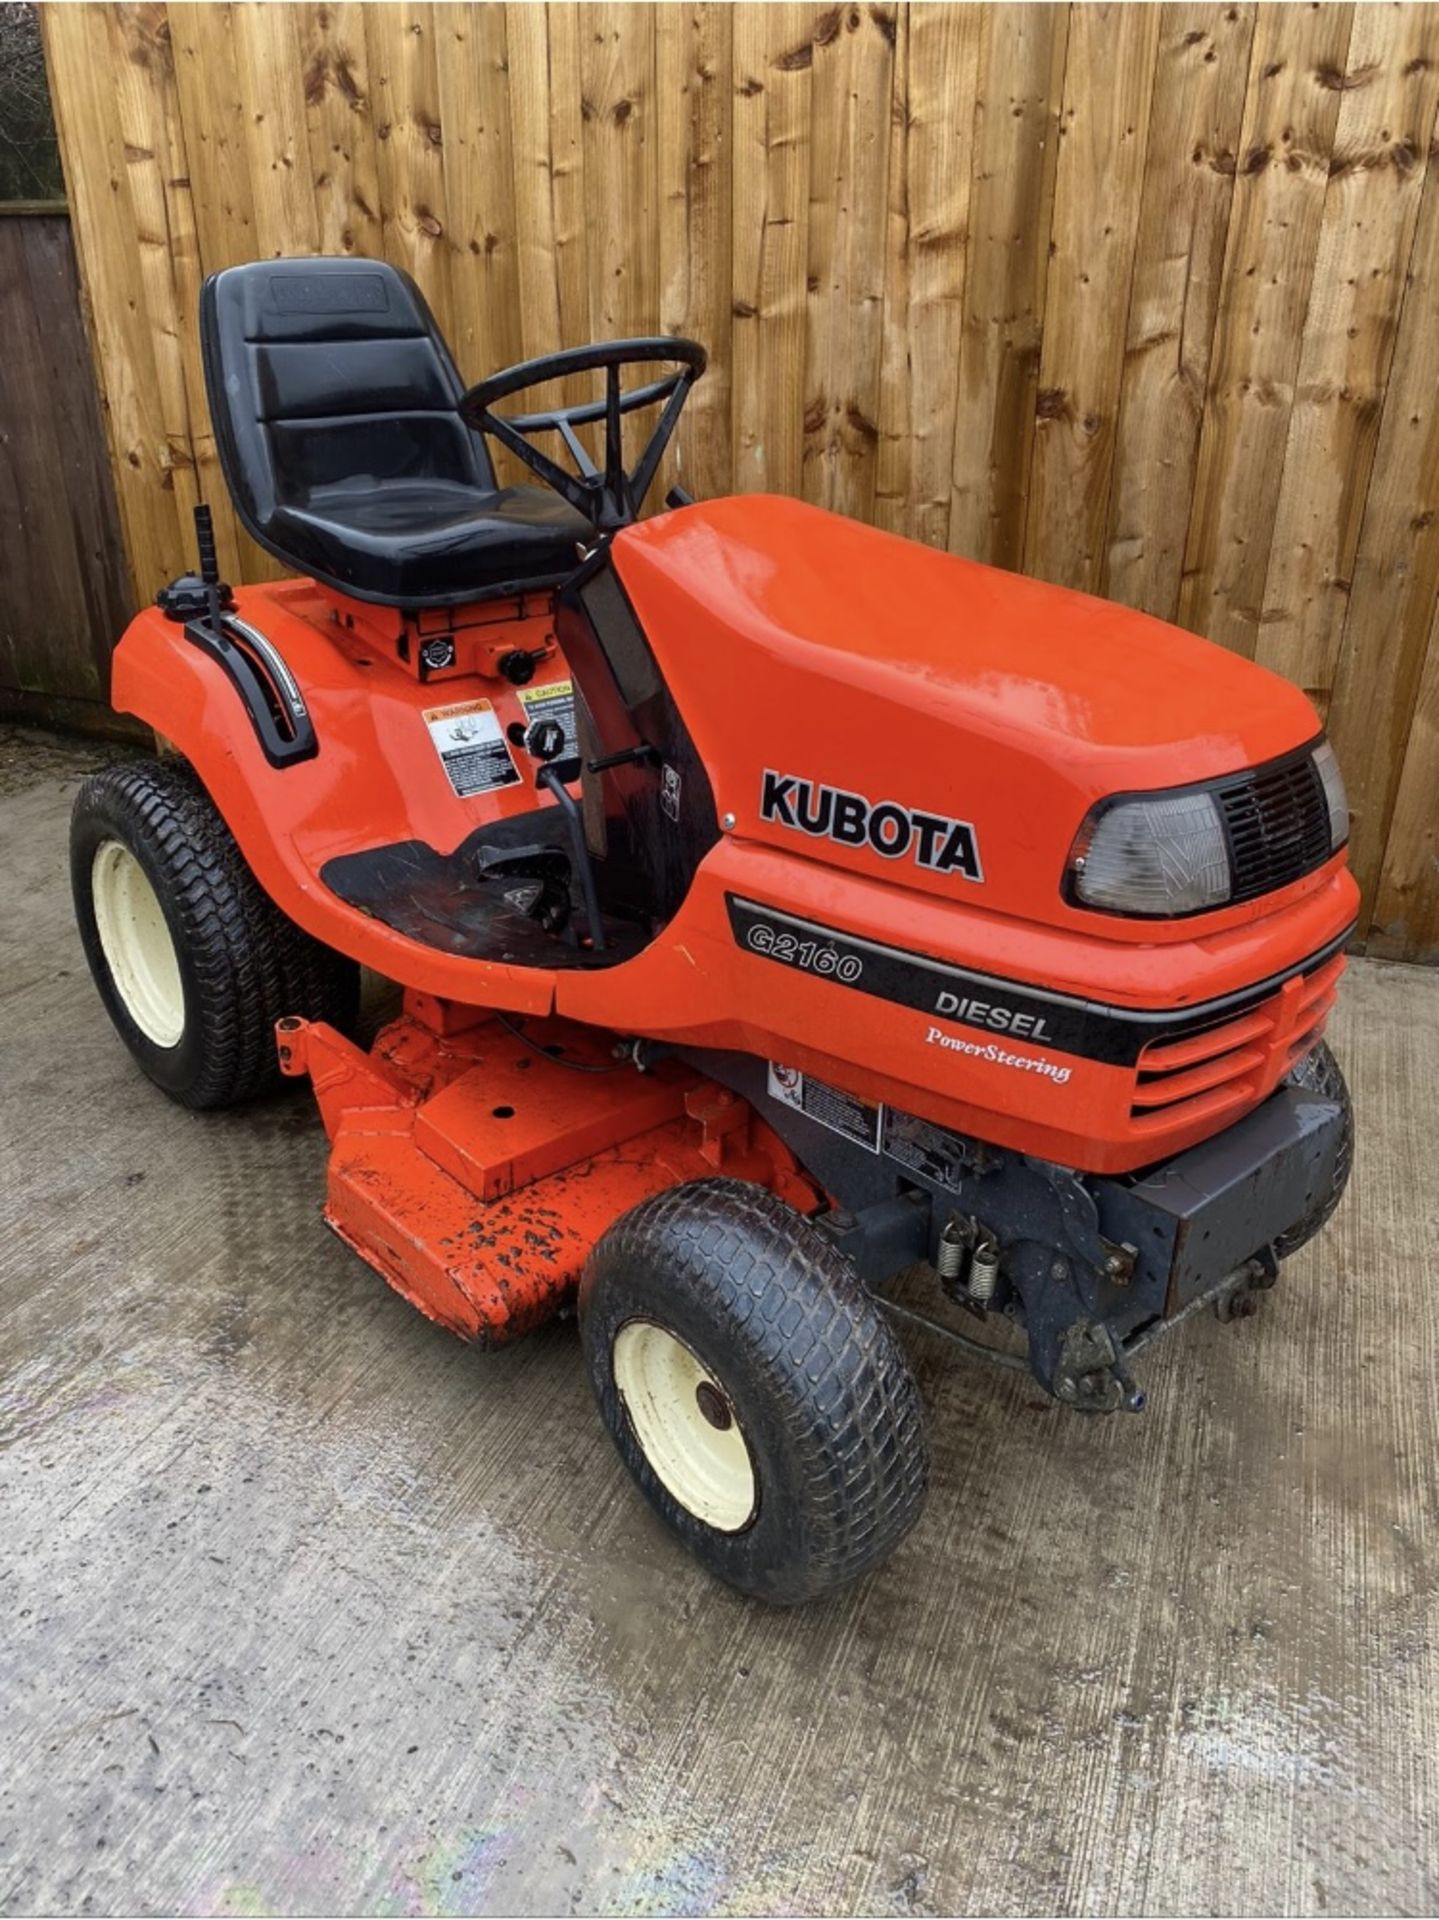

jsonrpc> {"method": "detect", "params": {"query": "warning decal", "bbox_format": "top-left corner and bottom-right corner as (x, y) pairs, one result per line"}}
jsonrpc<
(765, 1064), (976, 1188)
(423, 699), (521, 798)
(880, 1107), (971, 1194)
(517, 677), (578, 760)
(766, 1064), (881, 1153)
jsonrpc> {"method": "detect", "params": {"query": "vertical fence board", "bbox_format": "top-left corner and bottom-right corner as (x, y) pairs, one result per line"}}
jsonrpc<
(1368, 605), (1439, 961)
(1326, 137), (1439, 926)
(235, 3), (320, 261)
(9, 217), (134, 669)
(0, 219), (109, 695)
(1256, 4), (1439, 710)
(1177, 3), (1354, 653)
(947, 3), (1068, 569)
(731, 3), (813, 498)
(0, 214), (133, 724)
(435, 4), (521, 381)
(164, 3), (275, 579)
(504, 2), (586, 420)
(580, 5), (659, 345)
(38, 0), (1439, 960)
(657, 4), (734, 502)
(298, 3), (384, 263)
(875, 5), (980, 545)
(1258, 6), (1439, 707)
(169, 5), (258, 270)
(1104, 3), (1254, 619)
(802, 4), (896, 522)
(109, 5), (206, 552)
(875, 1), (912, 538)
(1024, 2), (1160, 592)
(44, 3), (193, 598)
(366, 3), (453, 334)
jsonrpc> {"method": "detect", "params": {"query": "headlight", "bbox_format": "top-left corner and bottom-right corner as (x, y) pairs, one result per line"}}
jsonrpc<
(1067, 791), (1230, 914)
(1312, 739), (1349, 849)
(1066, 739), (1349, 917)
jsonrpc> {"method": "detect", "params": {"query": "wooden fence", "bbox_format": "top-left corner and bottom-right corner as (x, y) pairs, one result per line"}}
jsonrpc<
(0, 209), (134, 734)
(40, 1), (1439, 961)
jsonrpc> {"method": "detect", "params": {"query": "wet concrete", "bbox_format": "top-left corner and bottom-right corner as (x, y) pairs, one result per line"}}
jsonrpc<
(2, 722), (1437, 1917)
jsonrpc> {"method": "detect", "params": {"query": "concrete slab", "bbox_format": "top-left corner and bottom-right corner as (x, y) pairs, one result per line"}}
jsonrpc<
(2, 724), (1436, 1916)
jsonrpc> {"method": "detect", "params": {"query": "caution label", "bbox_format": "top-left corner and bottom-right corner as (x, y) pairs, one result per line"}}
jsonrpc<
(517, 677), (578, 761)
(880, 1107), (971, 1194)
(766, 1064), (881, 1153)
(765, 1064), (976, 1189)
(423, 698), (521, 798)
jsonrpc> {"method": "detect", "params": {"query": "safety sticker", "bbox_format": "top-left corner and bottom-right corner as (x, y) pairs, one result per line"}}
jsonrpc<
(517, 677), (577, 760)
(766, 1064), (881, 1153)
(423, 698), (520, 798)
(880, 1107), (971, 1195)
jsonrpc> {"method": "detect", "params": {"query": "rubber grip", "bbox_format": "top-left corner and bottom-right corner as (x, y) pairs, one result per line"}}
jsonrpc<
(194, 503), (219, 585)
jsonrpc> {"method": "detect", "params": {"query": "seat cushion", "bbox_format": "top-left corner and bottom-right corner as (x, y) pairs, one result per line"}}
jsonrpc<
(272, 481), (591, 604)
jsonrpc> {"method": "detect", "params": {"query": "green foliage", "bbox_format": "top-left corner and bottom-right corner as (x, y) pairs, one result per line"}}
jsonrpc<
(0, 3), (64, 204)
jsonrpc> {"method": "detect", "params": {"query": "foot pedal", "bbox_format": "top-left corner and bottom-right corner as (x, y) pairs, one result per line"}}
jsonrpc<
(473, 841), (572, 935)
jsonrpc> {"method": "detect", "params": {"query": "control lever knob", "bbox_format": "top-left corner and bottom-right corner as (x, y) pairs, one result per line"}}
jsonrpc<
(498, 647), (545, 686)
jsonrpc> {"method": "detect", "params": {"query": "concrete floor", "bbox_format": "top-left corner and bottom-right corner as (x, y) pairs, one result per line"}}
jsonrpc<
(2, 723), (1438, 1918)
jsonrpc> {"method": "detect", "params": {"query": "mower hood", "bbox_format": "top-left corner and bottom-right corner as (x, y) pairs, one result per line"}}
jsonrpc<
(611, 496), (1328, 928)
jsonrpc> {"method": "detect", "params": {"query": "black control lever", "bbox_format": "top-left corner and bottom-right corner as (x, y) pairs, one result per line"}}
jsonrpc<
(523, 717), (607, 954)
(587, 742), (659, 774)
(536, 767), (606, 953)
(195, 503), (224, 637)
(180, 503), (317, 769)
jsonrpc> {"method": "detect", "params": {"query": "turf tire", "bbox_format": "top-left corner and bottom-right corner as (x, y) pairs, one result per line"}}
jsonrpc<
(72, 757), (359, 1109)
(580, 1178), (928, 1606)
(1273, 1039), (1353, 1258)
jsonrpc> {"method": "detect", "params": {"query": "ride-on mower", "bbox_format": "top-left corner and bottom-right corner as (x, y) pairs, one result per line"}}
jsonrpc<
(73, 259), (1355, 1603)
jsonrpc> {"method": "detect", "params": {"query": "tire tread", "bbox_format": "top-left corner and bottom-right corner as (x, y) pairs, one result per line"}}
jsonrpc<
(584, 1179), (927, 1604)
(72, 757), (358, 1108)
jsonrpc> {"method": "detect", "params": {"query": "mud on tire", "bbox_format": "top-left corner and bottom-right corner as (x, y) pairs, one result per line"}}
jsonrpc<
(580, 1178), (928, 1606)
(72, 756), (359, 1109)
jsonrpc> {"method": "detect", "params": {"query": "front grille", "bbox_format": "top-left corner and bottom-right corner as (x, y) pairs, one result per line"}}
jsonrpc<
(1129, 949), (1345, 1133)
(1217, 752), (1334, 904)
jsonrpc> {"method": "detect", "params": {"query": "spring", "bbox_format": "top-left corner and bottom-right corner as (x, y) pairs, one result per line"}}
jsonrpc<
(936, 1217), (967, 1282)
(967, 1237), (1000, 1306)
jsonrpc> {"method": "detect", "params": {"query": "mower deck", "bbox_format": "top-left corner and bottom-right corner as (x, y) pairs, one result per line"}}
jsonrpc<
(278, 1000), (816, 1344)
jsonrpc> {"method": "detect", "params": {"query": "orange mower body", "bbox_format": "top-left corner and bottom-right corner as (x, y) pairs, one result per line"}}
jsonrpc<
(74, 258), (1356, 1600)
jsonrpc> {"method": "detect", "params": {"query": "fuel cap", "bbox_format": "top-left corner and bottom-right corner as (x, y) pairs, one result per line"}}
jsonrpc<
(524, 717), (567, 763)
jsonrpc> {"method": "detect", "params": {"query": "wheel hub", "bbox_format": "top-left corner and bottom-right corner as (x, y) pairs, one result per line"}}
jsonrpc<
(694, 1380), (732, 1431)
(612, 1319), (756, 1532)
(90, 840), (184, 1049)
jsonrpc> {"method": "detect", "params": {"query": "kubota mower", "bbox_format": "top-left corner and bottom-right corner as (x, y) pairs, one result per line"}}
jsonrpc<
(73, 259), (1355, 1603)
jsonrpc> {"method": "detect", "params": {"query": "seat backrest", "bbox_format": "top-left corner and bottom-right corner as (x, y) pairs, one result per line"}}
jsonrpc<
(200, 257), (494, 533)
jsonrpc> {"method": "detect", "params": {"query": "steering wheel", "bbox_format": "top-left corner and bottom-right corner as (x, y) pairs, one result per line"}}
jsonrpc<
(459, 338), (706, 532)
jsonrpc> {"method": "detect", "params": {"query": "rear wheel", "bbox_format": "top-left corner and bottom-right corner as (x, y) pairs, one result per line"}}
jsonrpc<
(72, 757), (359, 1109)
(580, 1179), (928, 1605)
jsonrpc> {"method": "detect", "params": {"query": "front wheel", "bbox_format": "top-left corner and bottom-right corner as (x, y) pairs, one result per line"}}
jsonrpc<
(72, 757), (359, 1109)
(580, 1179), (928, 1605)
(1274, 1039), (1353, 1257)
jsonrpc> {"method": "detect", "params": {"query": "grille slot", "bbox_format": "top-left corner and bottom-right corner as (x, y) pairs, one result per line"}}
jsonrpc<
(1129, 948), (1348, 1133)
(1131, 1008), (1271, 1131)
(1217, 753), (1334, 903)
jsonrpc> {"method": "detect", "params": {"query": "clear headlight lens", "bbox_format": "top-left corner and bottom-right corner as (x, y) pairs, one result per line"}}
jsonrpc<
(1311, 739), (1349, 850)
(1069, 790), (1230, 915)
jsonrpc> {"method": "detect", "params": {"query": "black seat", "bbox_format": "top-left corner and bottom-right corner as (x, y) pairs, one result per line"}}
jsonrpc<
(200, 257), (591, 608)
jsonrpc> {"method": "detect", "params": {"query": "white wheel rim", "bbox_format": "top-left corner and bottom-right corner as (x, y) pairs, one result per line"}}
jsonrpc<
(91, 840), (185, 1049)
(612, 1320), (757, 1532)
